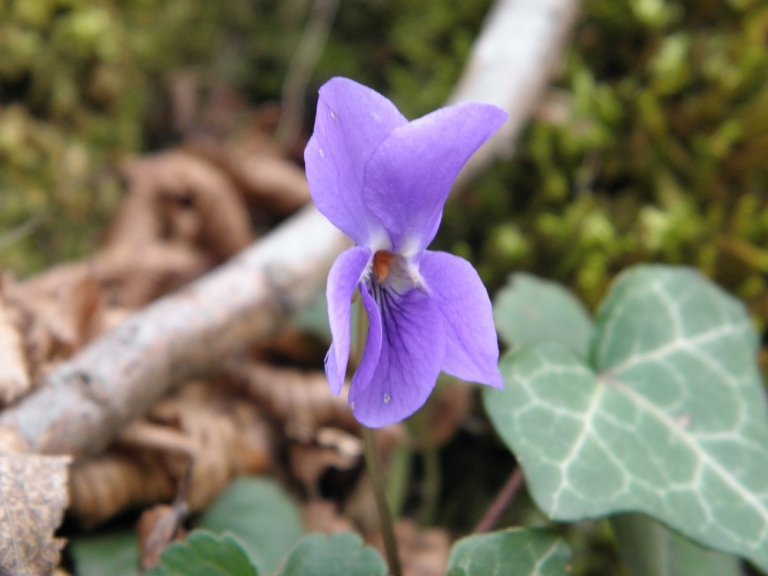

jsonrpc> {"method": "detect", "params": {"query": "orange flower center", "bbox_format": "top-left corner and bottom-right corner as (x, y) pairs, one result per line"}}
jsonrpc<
(372, 250), (395, 283)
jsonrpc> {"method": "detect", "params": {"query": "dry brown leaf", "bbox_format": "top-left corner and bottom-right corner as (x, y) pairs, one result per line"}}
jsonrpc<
(289, 435), (361, 499)
(0, 294), (31, 405)
(185, 131), (310, 219)
(251, 326), (327, 368)
(149, 382), (273, 510)
(137, 502), (188, 571)
(69, 452), (175, 527)
(369, 520), (451, 576)
(95, 242), (211, 309)
(68, 381), (272, 525)
(0, 453), (70, 576)
(302, 499), (355, 534)
(225, 361), (359, 442)
(3, 265), (106, 382)
(111, 151), (254, 262)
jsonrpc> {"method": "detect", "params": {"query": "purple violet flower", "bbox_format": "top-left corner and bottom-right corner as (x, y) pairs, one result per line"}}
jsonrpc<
(305, 77), (506, 427)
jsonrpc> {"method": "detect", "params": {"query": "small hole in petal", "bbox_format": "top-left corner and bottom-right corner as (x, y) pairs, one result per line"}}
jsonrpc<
(319, 148), (324, 157)
(330, 109), (337, 121)
(383, 394), (391, 404)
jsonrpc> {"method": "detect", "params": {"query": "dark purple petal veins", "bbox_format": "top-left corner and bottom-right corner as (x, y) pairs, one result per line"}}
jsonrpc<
(349, 279), (446, 427)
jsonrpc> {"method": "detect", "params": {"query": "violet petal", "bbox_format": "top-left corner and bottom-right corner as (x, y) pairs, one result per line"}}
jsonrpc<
(363, 102), (508, 255)
(350, 286), (446, 427)
(420, 251), (503, 388)
(305, 77), (407, 246)
(325, 246), (373, 394)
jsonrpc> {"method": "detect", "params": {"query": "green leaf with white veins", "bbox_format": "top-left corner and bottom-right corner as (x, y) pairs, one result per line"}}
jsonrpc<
(485, 265), (768, 571)
(493, 272), (593, 358)
(446, 528), (570, 576)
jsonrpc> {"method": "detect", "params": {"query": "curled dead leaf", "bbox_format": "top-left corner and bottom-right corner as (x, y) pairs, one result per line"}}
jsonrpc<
(225, 361), (359, 442)
(0, 294), (31, 406)
(111, 150), (254, 263)
(3, 265), (106, 384)
(68, 381), (272, 526)
(69, 452), (174, 527)
(289, 432), (361, 499)
(94, 242), (210, 310)
(137, 502), (188, 571)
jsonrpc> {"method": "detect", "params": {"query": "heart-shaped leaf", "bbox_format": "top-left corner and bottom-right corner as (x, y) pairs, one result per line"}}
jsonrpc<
(199, 476), (303, 573)
(70, 530), (140, 576)
(146, 530), (258, 576)
(276, 532), (387, 576)
(493, 272), (593, 357)
(446, 528), (570, 576)
(486, 265), (768, 571)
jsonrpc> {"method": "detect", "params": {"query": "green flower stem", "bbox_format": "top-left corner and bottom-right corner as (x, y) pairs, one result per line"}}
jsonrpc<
(356, 299), (402, 576)
(411, 407), (440, 527)
(362, 426), (402, 576)
(386, 442), (412, 519)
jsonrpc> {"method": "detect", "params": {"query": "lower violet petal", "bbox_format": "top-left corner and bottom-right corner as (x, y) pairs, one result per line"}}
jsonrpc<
(349, 285), (446, 427)
(419, 251), (503, 388)
(325, 246), (373, 395)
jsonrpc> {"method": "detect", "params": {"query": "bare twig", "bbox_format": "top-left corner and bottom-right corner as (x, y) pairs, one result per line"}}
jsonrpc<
(450, 0), (579, 187)
(274, 0), (341, 150)
(0, 207), (348, 457)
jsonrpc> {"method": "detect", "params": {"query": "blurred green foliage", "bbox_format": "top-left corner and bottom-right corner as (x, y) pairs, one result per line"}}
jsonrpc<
(0, 0), (257, 271)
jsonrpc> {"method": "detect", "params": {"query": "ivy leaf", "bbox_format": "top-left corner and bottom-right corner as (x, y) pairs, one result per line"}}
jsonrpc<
(276, 532), (387, 576)
(199, 476), (304, 574)
(446, 528), (570, 576)
(70, 530), (140, 576)
(485, 265), (768, 571)
(146, 530), (257, 576)
(493, 272), (593, 357)
(611, 513), (744, 576)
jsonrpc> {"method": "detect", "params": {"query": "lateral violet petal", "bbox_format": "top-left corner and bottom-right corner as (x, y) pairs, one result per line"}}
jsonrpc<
(350, 287), (446, 427)
(420, 251), (503, 388)
(350, 281), (383, 393)
(305, 77), (407, 246)
(363, 102), (508, 254)
(325, 246), (373, 395)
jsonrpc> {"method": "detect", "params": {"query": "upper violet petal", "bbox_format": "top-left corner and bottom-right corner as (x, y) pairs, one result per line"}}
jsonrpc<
(363, 102), (508, 254)
(305, 77), (407, 246)
(325, 246), (373, 395)
(420, 251), (503, 388)
(349, 286), (446, 427)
